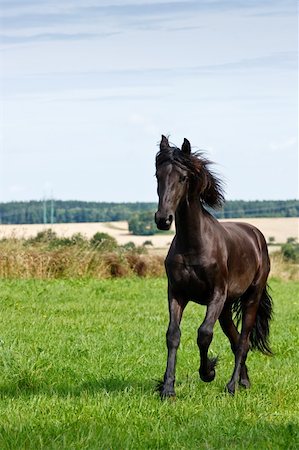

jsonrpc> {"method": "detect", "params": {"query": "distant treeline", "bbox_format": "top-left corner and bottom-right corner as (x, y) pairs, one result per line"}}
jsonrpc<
(0, 199), (298, 224)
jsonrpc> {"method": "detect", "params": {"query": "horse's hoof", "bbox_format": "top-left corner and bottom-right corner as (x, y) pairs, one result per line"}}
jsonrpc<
(225, 382), (236, 396)
(160, 389), (176, 400)
(239, 378), (250, 389)
(155, 380), (176, 400)
(239, 366), (250, 389)
(199, 369), (215, 382)
(199, 357), (217, 382)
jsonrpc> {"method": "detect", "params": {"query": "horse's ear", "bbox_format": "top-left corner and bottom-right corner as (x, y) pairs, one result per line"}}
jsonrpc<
(181, 138), (191, 154)
(160, 135), (169, 151)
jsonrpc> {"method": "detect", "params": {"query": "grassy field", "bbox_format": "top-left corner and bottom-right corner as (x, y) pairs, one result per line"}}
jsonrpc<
(0, 277), (298, 449)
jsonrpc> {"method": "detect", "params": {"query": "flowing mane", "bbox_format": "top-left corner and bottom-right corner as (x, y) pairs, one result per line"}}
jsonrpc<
(156, 146), (225, 209)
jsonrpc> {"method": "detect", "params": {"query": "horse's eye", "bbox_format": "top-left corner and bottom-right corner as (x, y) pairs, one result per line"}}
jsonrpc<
(179, 175), (187, 183)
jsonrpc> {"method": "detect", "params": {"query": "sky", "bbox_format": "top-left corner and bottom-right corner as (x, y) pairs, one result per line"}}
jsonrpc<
(0, 0), (298, 203)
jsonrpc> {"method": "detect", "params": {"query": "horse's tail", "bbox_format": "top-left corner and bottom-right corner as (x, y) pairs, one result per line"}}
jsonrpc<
(232, 285), (273, 355)
(250, 285), (273, 355)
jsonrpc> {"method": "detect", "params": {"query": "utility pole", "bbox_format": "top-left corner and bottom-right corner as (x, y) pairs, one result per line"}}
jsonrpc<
(50, 197), (54, 224)
(43, 198), (47, 224)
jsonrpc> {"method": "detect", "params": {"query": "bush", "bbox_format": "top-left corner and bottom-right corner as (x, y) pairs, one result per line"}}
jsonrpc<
(69, 233), (88, 247)
(128, 212), (156, 236)
(26, 229), (89, 249)
(90, 232), (118, 251)
(121, 241), (136, 251)
(287, 237), (297, 244)
(143, 240), (153, 246)
(28, 229), (58, 244)
(281, 242), (299, 263)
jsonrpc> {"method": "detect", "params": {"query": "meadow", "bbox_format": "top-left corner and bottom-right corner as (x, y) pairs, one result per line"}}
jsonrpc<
(0, 277), (298, 449)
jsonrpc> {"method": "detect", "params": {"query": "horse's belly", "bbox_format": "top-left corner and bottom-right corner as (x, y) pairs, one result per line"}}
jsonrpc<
(227, 259), (259, 299)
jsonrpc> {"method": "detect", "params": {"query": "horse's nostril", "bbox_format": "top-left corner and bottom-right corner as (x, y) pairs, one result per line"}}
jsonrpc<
(166, 215), (173, 226)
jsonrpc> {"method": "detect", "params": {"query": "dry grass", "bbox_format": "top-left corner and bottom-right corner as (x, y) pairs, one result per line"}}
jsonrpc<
(0, 240), (165, 280)
(270, 251), (299, 281)
(0, 228), (297, 280)
(0, 240), (297, 281)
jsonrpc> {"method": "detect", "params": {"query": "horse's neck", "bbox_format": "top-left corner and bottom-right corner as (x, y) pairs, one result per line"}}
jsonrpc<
(175, 197), (212, 248)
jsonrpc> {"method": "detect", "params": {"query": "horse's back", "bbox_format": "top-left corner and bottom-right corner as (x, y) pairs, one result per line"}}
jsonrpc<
(221, 221), (267, 250)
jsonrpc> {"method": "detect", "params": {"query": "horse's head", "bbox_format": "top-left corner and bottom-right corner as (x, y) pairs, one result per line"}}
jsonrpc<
(155, 135), (191, 230)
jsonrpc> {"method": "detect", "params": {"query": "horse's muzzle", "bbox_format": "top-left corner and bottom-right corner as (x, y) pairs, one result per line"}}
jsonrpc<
(155, 211), (173, 230)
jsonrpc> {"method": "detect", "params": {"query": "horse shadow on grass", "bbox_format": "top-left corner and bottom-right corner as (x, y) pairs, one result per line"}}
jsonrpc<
(0, 376), (155, 399)
(56, 376), (155, 397)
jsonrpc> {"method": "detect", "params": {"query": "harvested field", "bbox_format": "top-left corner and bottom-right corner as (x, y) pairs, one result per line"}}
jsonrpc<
(0, 218), (297, 250)
(220, 217), (298, 245)
(0, 221), (174, 249)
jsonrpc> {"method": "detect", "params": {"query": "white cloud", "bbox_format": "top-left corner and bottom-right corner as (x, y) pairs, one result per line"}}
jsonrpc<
(127, 113), (159, 135)
(269, 137), (298, 152)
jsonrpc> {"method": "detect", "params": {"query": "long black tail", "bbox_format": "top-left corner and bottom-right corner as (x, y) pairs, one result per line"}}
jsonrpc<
(232, 285), (273, 355)
(251, 285), (273, 354)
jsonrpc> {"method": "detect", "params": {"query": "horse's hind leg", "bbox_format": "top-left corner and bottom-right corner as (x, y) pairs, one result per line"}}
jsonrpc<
(226, 287), (262, 395)
(219, 304), (250, 388)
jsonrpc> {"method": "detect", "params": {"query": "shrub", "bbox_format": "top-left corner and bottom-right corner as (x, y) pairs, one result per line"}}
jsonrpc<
(25, 229), (89, 250)
(143, 240), (153, 246)
(281, 242), (299, 263)
(287, 237), (297, 244)
(128, 212), (156, 235)
(28, 229), (58, 244)
(70, 232), (87, 245)
(121, 241), (136, 251)
(90, 232), (118, 251)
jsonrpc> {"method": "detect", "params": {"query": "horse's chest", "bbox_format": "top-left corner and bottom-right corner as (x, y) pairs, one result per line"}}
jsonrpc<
(166, 259), (211, 303)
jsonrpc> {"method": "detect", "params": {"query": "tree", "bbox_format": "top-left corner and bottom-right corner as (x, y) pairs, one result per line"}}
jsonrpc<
(128, 212), (156, 236)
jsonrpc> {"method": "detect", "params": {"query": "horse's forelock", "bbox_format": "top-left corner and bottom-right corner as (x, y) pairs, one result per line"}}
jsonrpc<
(155, 147), (225, 208)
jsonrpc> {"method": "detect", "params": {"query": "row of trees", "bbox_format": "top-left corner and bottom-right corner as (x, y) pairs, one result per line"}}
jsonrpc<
(212, 200), (298, 219)
(0, 199), (298, 225)
(0, 201), (156, 224)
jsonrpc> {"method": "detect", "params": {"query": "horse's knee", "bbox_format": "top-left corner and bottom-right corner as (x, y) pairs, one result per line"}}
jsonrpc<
(166, 324), (181, 350)
(197, 323), (213, 348)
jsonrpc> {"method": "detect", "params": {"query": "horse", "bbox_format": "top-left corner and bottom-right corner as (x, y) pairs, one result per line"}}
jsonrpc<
(155, 135), (273, 398)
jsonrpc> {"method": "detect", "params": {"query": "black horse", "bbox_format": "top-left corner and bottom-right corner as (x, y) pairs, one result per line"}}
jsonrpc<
(155, 135), (272, 397)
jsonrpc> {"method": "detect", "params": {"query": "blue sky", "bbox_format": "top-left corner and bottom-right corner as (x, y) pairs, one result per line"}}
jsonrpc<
(0, 0), (297, 202)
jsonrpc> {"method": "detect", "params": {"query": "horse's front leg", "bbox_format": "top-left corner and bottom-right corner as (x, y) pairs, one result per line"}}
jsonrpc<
(198, 287), (227, 382)
(158, 286), (187, 399)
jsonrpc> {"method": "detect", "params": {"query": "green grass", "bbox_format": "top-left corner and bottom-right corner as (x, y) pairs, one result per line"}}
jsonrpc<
(0, 277), (298, 449)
